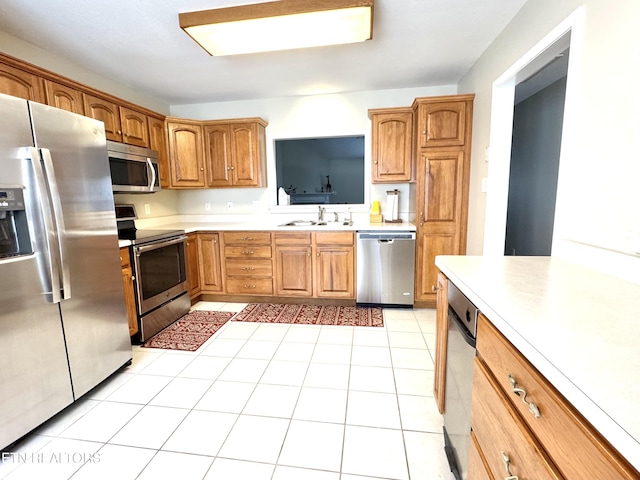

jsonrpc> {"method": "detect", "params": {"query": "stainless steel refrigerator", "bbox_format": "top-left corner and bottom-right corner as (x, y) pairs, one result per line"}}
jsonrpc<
(0, 93), (132, 450)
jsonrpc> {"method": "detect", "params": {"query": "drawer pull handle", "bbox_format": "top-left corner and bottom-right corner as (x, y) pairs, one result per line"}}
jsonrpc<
(507, 374), (541, 418)
(243, 284), (256, 289)
(241, 237), (254, 241)
(241, 250), (254, 255)
(500, 451), (519, 480)
(241, 266), (255, 271)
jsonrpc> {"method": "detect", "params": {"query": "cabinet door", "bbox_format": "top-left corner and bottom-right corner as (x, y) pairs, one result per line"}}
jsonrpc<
(416, 101), (467, 148)
(314, 246), (354, 298)
(83, 93), (123, 142)
(0, 63), (45, 102)
(186, 233), (201, 298)
(204, 124), (232, 187)
(197, 233), (223, 293)
(166, 122), (206, 187)
(119, 248), (138, 336)
(230, 122), (261, 187)
(149, 116), (170, 188)
(433, 271), (448, 413)
(120, 106), (149, 147)
(275, 245), (313, 296)
(415, 149), (465, 302)
(44, 80), (84, 114)
(371, 109), (413, 183)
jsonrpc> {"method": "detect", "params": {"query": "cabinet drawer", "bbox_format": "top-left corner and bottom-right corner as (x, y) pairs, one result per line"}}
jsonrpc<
(119, 247), (130, 268)
(223, 231), (271, 245)
(225, 277), (273, 295)
(224, 245), (272, 258)
(477, 315), (639, 480)
(471, 358), (562, 480)
(468, 431), (493, 480)
(274, 232), (312, 245)
(315, 231), (353, 245)
(225, 258), (272, 277)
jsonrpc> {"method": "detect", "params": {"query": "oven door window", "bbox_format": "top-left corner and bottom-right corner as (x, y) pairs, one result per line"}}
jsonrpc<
(138, 242), (186, 300)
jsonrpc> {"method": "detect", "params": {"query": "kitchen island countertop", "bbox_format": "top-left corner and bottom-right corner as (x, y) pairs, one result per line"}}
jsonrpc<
(435, 255), (640, 472)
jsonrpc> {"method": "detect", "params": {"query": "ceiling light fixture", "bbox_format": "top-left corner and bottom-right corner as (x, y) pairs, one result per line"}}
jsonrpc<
(179, 0), (374, 56)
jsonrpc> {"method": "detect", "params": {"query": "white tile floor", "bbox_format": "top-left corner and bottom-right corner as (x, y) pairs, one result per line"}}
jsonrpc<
(0, 302), (454, 480)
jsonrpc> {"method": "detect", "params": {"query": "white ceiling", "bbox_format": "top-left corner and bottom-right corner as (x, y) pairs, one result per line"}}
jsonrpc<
(0, 0), (527, 106)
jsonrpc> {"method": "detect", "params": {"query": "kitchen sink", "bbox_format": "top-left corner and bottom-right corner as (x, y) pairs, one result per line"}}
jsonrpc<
(278, 220), (319, 227)
(278, 220), (353, 227)
(316, 220), (353, 226)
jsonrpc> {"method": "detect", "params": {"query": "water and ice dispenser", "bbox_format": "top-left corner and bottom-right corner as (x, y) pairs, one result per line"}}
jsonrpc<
(0, 187), (32, 259)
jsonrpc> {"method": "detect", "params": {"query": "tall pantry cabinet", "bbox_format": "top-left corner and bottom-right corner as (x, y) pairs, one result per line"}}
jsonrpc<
(413, 95), (474, 305)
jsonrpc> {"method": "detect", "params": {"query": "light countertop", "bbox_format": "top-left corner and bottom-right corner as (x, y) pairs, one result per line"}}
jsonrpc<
(435, 255), (640, 472)
(146, 220), (416, 234)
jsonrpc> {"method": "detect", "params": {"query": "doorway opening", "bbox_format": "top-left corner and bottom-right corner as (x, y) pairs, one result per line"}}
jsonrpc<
(504, 48), (569, 256)
(482, 8), (583, 256)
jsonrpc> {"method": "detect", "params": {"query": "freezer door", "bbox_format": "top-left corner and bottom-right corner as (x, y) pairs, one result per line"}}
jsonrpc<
(29, 102), (132, 399)
(0, 93), (74, 450)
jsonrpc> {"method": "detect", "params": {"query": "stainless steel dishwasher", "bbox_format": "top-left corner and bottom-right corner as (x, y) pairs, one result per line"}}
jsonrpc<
(356, 231), (415, 306)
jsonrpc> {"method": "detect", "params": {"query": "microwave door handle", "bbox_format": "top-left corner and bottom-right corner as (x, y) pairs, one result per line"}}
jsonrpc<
(146, 157), (156, 191)
(40, 148), (71, 300)
(25, 147), (62, 304)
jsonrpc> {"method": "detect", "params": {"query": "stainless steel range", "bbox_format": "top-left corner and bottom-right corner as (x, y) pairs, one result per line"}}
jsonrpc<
(116, 204), (190, 342)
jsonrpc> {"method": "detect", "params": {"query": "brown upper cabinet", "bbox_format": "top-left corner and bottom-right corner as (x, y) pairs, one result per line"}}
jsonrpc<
(415, 99), (468, 148)
(0, 62), (45, 102)
(82, 93), (123, 142)
(44, 79), (84, 115)
(369, 107), (414, 183)
(166, 120), (206, 188)
(167, 117), (268, 189)
(83, 93), (150, 147)
(148, 116), (171, 188)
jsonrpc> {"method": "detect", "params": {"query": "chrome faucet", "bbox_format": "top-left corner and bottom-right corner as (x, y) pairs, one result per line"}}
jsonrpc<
(318, 206), (326, 222)
(333, 211), (339, 222)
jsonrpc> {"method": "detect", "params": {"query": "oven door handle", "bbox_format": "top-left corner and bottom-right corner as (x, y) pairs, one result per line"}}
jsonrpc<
(448, 306), (476, 348)
(134, 235), (188, 254)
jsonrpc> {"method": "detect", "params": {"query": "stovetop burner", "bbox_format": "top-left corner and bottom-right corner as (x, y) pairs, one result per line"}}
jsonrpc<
(115, 204), (184, 245)
(117, 228), (185, 245)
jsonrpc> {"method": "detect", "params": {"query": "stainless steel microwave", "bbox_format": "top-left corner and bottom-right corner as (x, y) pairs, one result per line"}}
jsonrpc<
(107, 140), (160, 193)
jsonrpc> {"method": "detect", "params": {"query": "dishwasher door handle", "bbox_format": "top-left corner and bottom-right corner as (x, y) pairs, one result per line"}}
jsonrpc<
(379, 239), (394, 244)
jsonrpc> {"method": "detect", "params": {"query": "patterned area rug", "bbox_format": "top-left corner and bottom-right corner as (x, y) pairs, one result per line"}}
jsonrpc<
(233, 303), (384, 327)
(142, 310), (234, 351)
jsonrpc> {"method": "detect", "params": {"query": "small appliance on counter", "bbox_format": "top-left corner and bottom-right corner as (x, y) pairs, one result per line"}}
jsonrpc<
(385, 189), (401, 223)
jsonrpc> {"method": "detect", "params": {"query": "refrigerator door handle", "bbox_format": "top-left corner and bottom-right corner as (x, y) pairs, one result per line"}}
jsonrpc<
(40, 148), (71, 300)
(26, 147), (63, 304)
(146, 157), (156, 192)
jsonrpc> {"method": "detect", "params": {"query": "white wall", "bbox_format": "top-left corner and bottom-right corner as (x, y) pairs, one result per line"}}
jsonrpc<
(459, 0), (640, 282)
(170, 86), (456, 218)
(0, 31), (169, 114)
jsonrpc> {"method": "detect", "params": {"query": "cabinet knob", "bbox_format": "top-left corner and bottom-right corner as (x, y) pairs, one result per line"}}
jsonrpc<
(200, 167), (204, 171)
(117, 130), (122, 135)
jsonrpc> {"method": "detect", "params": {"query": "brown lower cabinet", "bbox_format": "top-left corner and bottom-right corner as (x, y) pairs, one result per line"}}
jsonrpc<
(468, 311), (640, 480)
(119, 247), (138, 336)
(189, 230), (355, 301)
(186, 233), (201, 299)
(274, 231), (355, 299)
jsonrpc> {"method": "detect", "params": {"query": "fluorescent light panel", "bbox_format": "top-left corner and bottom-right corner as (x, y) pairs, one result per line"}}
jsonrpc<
(180, 0), (373, 56)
